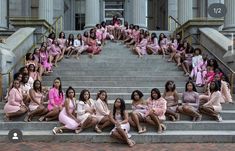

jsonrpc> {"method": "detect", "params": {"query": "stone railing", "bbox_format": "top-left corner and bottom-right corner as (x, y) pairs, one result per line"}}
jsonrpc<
(0, 27), (36, 100)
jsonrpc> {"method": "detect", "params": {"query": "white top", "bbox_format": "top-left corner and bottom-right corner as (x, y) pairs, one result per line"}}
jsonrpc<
(192, 55), (203, 67)
(77, 99), (95, 116)
(74, 39), (84, 47)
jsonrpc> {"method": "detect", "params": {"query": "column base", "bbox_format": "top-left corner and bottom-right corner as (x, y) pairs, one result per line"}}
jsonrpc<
(223, 25), (235, 32)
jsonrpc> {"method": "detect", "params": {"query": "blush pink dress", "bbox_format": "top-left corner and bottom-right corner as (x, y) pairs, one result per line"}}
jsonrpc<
(4, 88), (24, 113)
(29, 90), (43, 111)
(59, 98), (80, 130)
(146, 97), (167, 120)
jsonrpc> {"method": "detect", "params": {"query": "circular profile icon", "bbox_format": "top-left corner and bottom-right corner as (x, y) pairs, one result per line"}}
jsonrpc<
(208, 3), (227, 18)
(8, 129), (23, 143)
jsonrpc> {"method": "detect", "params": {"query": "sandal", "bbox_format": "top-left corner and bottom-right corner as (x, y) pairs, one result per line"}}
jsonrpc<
(161, 124), (166, 131)
(75, 128), (83, 134)
(52, 127), (58, 135)
(128, 139), (136, 147)
(95, 125), (102, 133)
(138, 126), (147, 134)
(38, 116), (45, 122)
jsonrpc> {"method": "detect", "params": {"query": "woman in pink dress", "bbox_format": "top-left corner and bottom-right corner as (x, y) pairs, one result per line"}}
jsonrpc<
(158, 33), (168, 56)
(39, 45), (52, 73)
(25, 52), (44, 78)
(199, 81), (223, 121)
(39, 77), (64, 121)
(146, 88), (167, 133)
(118, 21), (129, 40)
(178, 81), (202, 121)
(109, 98), (135, 147)
(76, 89), (97, 133)
(87, 32), (102, 58)
(123, 24), (134, 44)
(133, 33), (148, 58)
(126, 25), (140, 47)
(147, 33), (159, 55)
(96, 24), (103, 44)
(163, 81), (180, 121)
(28, 64), (41, 81)
(4, 79), (28, 120)
(52, 87), (81, 134)
(128, 90), (147, 134)
(94, 90), (112, 133)
(49, 39), (61, 67)
(24, 80), (48, 122)
(181, 45), (194, 76)
(57, 32), (67, 61)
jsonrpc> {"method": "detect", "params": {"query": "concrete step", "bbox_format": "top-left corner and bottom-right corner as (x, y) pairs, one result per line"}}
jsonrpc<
(41, 82), (188, 88)
(0, 109), (234, 121)
(42, 76), (188, 82)
(0, 130), (235, 143)
(1, 121), (235, 131)
(49, 71), (184, 76)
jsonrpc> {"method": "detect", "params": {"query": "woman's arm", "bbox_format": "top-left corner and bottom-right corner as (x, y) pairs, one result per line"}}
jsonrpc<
(65, 99), (77, 121)
(120, 111), (129, 124)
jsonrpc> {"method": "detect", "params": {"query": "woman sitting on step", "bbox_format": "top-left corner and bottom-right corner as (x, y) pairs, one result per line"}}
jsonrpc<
(94, 90), (112, 133)
(145, 88), (167, 133)
(110, 98), (136, 147)
(133, 32), (148, 58)
(177, 81), (202, 121)
(129, 90), (147, 134)
(163, 80), (180, 121)
(76, 89), (98, 133)
(4, 79), (28, 121)
(39, 77), (64, 121)
(87, 31), (102, 58)
(24, 80), (48, 122)
(52, 87), (81, 134)
(199, 80), (223, 122)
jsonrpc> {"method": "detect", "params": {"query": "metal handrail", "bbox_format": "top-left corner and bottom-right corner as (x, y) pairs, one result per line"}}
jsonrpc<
(0, 16), (63, 100)
(168, 16), (181, 32)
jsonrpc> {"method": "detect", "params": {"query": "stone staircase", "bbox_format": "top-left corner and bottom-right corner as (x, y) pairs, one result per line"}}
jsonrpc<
(0, 41), (235, 143)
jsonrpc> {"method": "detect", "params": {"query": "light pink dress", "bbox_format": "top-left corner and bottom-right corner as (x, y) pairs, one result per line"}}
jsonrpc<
(137, 38), (148, 55)
(203, 91), (222, 112)
(94, 98), (110, 122)
(29, 90), (43, 111)
(40, 51), (52, 71)
(77, 99), (96, 124)
(87, 38), (101, 54)
(221, 80), (233, 103)
(47, 87), (64, 111)
(4, 88), (24, 113)
(147, 38), (160, 54)
(57, 38), (67, 50)
(146, 97), (167, 120)
(59, 98), (80, 130)
(96, 29), (103, 41)
(159, 38), (168, 49)
(131, 103), (148, 119)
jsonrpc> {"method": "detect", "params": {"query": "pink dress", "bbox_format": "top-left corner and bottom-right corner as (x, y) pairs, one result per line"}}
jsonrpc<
(96, 29), (103, 41)
(87, 38), (101, 54)
(146, 97), (167, 120)
(47, 87), (64, 111)
(77, 99), (96, 124)
(203, 91), (222, 112)
(137, 38), (148, 55)
(132, 30), (140, 43)
(131, 103), (148, 119)
(221, 80), (233, 103)
(29, 72), (38, 81)
(29, 90), (43, 111)
(205, 71), (215, 84)
(59, 98), (80, 130)
(164, 95), (178, 112)
(193, 60), (207, 86)
(94, 98), (110, 122)
(4, 88), (24, 113)
(57, 38), (67, 49)
(147, 38), (160, 54)
(40, 51), (52, 71)
(49, 44), (61, 57)
(159, 38), (168, 49)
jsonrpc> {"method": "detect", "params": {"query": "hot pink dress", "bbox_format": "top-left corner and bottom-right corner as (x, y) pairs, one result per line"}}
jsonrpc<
(47, 87), (64, 111)
(59, 98), (80, 130)
(4, 88), (24, 113)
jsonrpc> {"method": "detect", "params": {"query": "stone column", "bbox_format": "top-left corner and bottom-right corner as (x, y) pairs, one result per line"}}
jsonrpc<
(223, 0), (235, 31)
(168, 0), (178, 31)
(178, 0), (193, 25)
(133, 0), (147, 28)
(39, 0), (53, 24)
(0, 0), (7, 29)
(85, 0), (100, 28)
